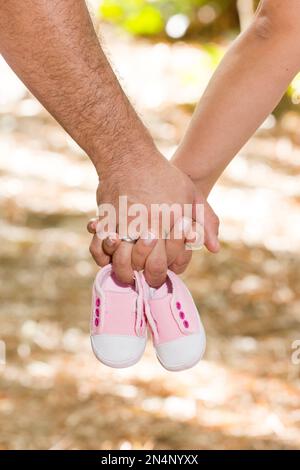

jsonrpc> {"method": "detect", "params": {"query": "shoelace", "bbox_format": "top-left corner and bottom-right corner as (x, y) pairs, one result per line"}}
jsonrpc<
(95, 267), (153, 338)
(136, 272), (159, 342)
(133, 270), (145, 337)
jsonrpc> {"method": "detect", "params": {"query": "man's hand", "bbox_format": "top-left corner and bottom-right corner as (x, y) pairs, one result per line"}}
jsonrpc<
(88, 152), (220, 287)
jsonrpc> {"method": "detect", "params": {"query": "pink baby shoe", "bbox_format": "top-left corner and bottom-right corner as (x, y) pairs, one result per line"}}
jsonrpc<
(141, 270), (206, 371)
(91, 264), (147, 368)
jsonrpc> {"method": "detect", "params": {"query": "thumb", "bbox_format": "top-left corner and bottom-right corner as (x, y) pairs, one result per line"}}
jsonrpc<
(204, 201), (220, 253)
(192, 193), (220, 253)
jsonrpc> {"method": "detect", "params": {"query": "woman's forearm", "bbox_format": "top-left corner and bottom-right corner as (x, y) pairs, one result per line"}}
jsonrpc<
(173, 0), (300, 196)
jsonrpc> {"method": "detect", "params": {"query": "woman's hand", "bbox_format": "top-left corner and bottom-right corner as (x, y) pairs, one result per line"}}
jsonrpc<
(87, 151), (220, 287)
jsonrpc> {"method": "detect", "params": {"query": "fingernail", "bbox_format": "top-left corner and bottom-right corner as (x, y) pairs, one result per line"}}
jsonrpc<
(187, 230), (197, 243)
(141, 231), (156, 245)
(179, 217), (192, 236)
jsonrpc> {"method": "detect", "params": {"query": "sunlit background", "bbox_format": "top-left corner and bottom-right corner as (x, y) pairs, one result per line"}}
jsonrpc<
(0, 0), (300, 450)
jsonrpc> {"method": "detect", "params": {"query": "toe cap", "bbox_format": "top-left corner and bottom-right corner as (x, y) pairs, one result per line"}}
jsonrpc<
(156, 331), (206, 372)
(91, 334), (147, 368)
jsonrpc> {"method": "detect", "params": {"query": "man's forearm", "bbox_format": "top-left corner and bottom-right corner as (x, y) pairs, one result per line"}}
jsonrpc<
(173, 1), (300, 196)
(0, 0), (158, 177)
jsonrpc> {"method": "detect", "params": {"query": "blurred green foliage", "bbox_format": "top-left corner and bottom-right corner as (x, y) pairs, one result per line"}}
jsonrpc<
(98, 1), (299, 111)
(98, 0), (239, 37)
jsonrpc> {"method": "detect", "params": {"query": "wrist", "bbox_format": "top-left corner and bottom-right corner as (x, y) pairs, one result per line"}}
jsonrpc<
(94, 140), (165, 181)
(171, 151), (216, 198)
(171, 151), (211, 197)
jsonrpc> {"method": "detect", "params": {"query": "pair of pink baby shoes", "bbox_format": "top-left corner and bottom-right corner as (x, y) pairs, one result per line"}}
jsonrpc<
(90, 265), (206, 372)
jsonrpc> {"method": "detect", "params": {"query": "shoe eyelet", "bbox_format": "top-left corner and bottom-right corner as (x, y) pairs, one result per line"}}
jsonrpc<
(176, 301), (181, 310)
(179, 311), (185, 319)
(183, 320), (189, 329)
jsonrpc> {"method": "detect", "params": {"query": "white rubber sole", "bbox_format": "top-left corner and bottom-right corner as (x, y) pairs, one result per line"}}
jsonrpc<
(155, 332), (206, 372)
(91, 334), (147, 369)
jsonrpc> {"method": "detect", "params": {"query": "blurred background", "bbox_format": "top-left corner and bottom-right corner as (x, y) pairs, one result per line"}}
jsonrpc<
(0, 0), (300, 450)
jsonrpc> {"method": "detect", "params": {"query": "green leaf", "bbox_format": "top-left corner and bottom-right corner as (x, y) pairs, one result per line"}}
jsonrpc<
(98, 1), (124, 22)
(123, 6), (164, 35)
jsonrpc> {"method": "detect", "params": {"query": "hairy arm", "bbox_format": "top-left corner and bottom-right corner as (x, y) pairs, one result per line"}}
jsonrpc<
(0, 0), (157, 177)
(173, 0), (300, 196)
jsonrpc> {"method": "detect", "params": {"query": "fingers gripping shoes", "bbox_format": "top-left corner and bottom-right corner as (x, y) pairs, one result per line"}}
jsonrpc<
(90, 264), (147, 368)
(140, 270), (206, 372)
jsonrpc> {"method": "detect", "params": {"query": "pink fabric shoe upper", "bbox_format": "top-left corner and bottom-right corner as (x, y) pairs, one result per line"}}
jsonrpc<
(91, 264), (146, 338)
(140, 270), (202, 345)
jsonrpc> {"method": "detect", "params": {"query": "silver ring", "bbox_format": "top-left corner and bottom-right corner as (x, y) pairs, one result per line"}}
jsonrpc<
(121, 236), (138, 243)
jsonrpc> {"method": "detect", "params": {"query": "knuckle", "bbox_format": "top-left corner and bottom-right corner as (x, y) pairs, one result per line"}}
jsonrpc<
(89, 241), (108, 266)
(172, 256), (189, 272)
(90, 251), (105, 266)
(171, 263), (186, 274)
(89, 242), (97, 258)
(176, 253), (191, 267)
(211, 212), (220, 229)
(102, 240), (109, 252)
(215, 215), (220, 228)
(99, 259), (109, 267)
(102, 240), (113, 255)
